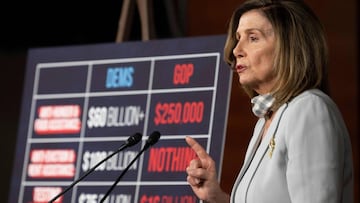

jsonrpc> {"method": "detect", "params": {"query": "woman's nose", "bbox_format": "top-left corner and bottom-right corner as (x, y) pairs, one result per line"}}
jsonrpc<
(233, 41), (245, 58)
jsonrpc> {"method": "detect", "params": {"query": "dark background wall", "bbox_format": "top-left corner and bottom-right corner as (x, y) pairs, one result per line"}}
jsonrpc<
(0, 0), (358, 202)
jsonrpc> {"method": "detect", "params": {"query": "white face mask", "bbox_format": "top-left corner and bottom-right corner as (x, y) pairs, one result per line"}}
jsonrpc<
(251, 93), (275, 118)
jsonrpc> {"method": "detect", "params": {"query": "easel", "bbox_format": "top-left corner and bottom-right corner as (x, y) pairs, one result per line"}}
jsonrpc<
(115, 0), (155, 42)
(115, 0), (185, 42)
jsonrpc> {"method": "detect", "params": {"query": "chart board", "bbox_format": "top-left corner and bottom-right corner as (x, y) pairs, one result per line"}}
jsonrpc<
(8, 35), (232, 203)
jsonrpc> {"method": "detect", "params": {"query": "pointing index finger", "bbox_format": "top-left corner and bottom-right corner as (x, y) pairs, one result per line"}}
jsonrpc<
(185, 136), (210, 160)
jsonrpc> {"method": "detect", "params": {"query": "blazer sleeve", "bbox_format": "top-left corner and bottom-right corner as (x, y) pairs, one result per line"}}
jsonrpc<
(283, 92), (348, 203)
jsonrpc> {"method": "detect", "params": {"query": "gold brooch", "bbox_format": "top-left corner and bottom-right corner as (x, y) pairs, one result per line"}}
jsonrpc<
(269, 137), (275, 158)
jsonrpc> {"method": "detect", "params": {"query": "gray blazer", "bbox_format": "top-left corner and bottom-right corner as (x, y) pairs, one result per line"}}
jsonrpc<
(231, 89), (353, 203)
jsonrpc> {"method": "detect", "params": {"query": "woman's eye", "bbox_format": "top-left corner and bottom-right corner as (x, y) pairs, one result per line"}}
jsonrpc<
(250, 36), (258, 42)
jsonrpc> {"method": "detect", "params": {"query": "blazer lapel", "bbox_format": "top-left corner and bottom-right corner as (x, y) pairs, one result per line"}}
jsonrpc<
(237, 118), (265, 181)
(237, 104), (288, 182)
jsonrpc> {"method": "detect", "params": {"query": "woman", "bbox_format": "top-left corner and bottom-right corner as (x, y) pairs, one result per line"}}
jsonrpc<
(185, 0), (354, 202)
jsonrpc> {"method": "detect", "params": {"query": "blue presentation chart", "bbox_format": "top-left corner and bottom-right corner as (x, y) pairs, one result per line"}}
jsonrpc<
(9, 35), (232, 203)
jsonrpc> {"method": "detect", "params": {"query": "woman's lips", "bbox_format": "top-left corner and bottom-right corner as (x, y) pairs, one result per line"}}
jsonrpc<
(235, 65), (246, 73)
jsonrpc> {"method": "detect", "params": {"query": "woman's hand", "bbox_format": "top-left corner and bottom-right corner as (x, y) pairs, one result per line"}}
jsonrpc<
(185, 136), (230, 203)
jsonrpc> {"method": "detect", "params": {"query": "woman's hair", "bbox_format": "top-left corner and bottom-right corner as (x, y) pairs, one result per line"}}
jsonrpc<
(224, 0), (329, 110)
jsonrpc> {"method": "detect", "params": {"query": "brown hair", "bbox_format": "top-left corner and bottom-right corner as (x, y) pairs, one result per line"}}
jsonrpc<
(224, 0), (329, 110)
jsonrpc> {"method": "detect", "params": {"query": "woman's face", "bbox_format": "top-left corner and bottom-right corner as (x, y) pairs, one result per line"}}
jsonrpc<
(233, 9), (277, 94)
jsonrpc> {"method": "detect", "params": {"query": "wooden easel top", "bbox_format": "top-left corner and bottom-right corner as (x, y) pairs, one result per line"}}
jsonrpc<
(116, 0), (155, 42)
